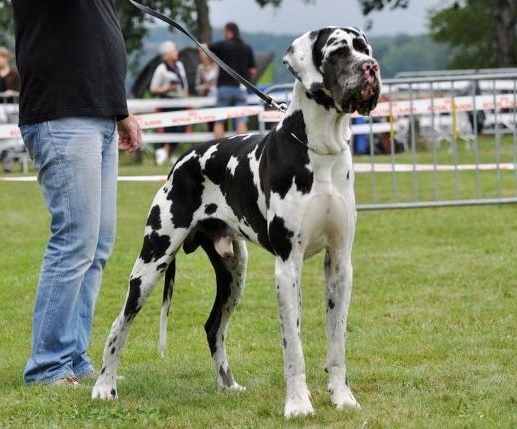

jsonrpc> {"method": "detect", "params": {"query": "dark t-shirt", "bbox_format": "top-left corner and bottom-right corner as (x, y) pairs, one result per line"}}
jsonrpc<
(12, 0), (129, 125)
(209, 38), (256, 87)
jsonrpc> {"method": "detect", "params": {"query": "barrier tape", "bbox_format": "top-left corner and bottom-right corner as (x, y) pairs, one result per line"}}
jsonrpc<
(1, 92), (516, 140)
(136, 105), (263, 129)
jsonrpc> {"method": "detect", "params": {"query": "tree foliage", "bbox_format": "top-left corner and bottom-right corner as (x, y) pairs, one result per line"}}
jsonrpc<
(3, 0), (513, 74)
(360, 0), (517, 69)
(358, 0), (408, 15)
(429, 0), (499, 69)
(0, 0), (294, 72)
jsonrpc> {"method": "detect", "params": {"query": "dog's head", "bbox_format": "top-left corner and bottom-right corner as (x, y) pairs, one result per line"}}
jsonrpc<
(283, 27), (381, 116)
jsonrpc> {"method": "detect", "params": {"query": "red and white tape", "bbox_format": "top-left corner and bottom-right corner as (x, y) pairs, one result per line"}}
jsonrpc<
(1, 93), (515, 140)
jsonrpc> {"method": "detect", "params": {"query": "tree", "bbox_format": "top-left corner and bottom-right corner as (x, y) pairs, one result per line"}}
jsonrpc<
(358, 0), (408, 15)
(0, 0), (287, 53)
(359, 0), (517, 69)
(493, 0), (517, 67)
(429, 0), (498, 69)
(0, 0), (195, 66)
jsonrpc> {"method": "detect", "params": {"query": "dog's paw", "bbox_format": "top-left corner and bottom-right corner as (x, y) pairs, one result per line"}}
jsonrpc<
(91, 381), (118, 400)
(225, 382), (246, 392)
(284, 391), (314, 418)
(328, 382), (360, 410)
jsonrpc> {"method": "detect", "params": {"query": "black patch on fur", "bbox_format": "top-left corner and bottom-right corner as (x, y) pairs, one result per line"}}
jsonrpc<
(162, 259), (175, 313)
(352, 36), (370, 55)
(268, 216), (294, 261)
(262, 111), (313, 201)
(328, 299), (335, 310)
(147, 205), (162, 231)
(167, 155), (205, 228)
(199, 136), (273, 251)
(124, 277), (142, 318)
(307, 89), (335, 110)
(205, 203), (217, 215)
(198, 233), (234, 356)
(312, 28), (337, 72)
(140, 231), (171, 263)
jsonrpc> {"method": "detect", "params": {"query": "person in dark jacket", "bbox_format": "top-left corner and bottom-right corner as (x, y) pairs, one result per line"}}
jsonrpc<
(12, 0), (142, 386)
(209, 22), (257, 139)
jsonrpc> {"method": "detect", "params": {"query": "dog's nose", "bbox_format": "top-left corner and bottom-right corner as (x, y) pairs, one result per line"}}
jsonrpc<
(362, 60), (379, 76)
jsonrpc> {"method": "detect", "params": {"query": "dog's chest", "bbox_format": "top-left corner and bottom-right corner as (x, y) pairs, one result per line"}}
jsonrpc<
(304, 152), (356, 255)
(269, 150), (355, 258)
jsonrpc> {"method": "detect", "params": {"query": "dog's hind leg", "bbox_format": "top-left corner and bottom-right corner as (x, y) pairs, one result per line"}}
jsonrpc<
(323, 247), (360, 410)
(201, 236), (248, 391)
(92, 222), (189, 400)
(159, 259), (176, 357)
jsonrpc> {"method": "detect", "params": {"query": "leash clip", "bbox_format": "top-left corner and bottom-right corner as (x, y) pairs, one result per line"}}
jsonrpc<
(270, 100), (288, 113)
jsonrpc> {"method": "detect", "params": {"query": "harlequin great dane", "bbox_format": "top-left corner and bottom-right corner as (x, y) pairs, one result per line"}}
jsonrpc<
(92, 26), (381, 418)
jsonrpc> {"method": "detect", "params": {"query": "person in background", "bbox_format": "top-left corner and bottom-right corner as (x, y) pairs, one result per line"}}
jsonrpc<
(12, 0), (142, 387)
(195, 48), (218, 132)
(209, 22), (257, 139)
(0, 46), (21, 172)
(0, 46), (20, 100)
(150, 41), (189, 165)
(195, 48), (218, 97)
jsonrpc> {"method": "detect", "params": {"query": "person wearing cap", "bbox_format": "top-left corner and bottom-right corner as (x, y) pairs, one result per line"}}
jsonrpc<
(150, 41), (189, 165)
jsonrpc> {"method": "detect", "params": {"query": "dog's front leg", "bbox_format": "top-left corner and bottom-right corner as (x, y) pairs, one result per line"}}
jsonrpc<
(324, 248), (360, 410)
(275, 255), (314, 418)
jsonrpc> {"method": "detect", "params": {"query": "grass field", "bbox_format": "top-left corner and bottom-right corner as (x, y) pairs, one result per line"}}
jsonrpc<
(1, 151), (517, 428)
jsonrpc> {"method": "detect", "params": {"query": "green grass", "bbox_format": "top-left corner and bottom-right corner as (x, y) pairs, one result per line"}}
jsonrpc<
(1, 149), (517, 428)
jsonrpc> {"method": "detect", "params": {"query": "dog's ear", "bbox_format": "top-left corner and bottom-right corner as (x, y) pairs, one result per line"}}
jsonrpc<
(283, 28), (337, 93)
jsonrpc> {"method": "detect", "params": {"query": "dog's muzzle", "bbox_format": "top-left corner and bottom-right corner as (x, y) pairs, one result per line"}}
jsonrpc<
(329, 56), (381, 116)
(360, 60), (380, 101)
(352, 58), (381, 116)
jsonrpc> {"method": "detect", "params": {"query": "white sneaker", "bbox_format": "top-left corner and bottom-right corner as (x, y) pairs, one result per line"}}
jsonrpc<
(155, 148), (168, 166)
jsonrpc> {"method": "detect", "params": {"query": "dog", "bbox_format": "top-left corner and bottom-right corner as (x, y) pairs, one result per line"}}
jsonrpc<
(92, 26), (381, 418)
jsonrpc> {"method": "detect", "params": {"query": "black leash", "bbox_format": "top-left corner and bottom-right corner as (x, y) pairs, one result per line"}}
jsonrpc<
(128, 0), (287, 112)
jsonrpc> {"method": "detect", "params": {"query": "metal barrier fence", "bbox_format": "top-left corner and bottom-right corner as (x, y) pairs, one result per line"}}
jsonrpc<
(262, 71), (517, 210)
(354, 70), (517, 209)
(3, 70), (517, 211)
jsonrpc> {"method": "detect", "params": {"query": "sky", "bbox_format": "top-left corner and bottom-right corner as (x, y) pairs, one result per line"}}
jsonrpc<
(209, 0), (444, 37)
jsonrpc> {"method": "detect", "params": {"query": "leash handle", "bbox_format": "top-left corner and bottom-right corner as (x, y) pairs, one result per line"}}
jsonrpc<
(128, 0), (287, 113)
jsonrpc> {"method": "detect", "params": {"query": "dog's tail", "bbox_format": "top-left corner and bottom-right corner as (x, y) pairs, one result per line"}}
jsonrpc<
(159, 258), (176, 357)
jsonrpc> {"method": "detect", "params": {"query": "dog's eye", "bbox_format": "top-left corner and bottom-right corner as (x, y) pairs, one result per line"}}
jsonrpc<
(352, 37), (370, 55)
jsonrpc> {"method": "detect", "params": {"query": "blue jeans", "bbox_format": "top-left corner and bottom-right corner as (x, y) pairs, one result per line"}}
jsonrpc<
(21, 117), (119, 384)
(216, 85), (248, 125)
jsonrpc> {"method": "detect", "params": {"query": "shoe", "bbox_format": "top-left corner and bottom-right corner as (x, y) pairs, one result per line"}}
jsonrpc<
(49, 375), (80, 387)
(155, 148), (168, 166)
(81, 370), (99, 380)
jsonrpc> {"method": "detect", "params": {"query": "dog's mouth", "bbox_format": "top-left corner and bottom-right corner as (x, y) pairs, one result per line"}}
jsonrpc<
(338, 59), (381, 116)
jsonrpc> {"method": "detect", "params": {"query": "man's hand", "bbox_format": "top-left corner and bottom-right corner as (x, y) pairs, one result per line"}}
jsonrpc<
(117, 115), (142, 152)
